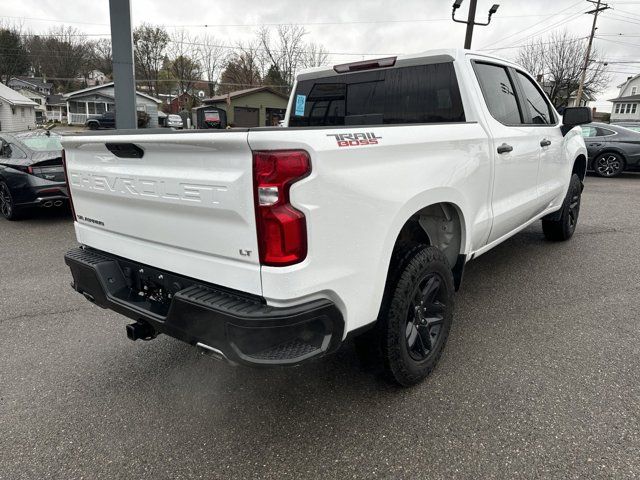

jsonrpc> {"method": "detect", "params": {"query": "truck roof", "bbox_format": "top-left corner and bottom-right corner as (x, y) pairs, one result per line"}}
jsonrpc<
(296, 48), (519, 82)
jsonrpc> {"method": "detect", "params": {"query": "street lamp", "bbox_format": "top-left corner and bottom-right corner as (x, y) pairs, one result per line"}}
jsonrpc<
(452, 0), (501, 49)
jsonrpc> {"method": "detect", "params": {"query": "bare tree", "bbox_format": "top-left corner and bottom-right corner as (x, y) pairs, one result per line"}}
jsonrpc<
(216, 39), (270, 95)
(24, 26), (92, 90)
(258, 25), (307, 87)
(301, 42), (329, 69)
(167, 29), (202, 96)
(91, 38), (113, 78)
(516, 30), (609, 108)
(197, 35), (227, 97)
(133, 23), (169, 96)
(0, 22), (29, 84)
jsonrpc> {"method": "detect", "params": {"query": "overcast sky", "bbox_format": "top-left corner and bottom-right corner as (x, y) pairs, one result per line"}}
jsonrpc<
(3, 0), (640, 111)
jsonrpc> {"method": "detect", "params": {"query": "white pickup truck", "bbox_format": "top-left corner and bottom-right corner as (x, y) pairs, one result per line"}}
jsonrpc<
(63, 49), (590, 386)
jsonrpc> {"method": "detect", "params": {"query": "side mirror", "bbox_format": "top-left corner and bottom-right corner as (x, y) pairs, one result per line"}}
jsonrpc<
(563, 107), (592, 126)
(562, 107), (592, 135)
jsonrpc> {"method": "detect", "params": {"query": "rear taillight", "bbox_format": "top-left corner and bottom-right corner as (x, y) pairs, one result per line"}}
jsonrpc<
(62, 150), (77, 221)
(253, 150), (311, 266)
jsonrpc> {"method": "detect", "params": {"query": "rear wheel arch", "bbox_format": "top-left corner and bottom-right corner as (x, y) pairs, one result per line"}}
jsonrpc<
(389, 202), (467, 290)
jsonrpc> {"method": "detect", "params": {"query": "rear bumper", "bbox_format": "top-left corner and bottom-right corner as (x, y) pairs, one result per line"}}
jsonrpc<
(11, 175), (68, 207)
(64, 247), (344, 366)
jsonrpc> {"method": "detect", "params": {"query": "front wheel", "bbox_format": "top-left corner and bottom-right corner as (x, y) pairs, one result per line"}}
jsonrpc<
(355, 245), (455, 387)
(541, 173), (582, 241)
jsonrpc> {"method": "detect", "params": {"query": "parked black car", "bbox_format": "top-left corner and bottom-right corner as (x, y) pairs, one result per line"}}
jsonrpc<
(581, 122), (640, 177)
(0, 131), (67, 220)
(85, 111), (116, 130)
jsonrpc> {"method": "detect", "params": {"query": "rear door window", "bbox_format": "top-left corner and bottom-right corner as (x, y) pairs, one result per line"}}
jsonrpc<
(473, 62), (522, 125)
(290, 63), (465, 127)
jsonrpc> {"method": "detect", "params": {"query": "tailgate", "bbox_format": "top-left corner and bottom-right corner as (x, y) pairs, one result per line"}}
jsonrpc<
(61, 131), (262, 295)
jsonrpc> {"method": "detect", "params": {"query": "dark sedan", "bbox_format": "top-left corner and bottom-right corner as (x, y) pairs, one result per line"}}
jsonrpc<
(581, 122), (640, 177)
(0, 131), (68, 220)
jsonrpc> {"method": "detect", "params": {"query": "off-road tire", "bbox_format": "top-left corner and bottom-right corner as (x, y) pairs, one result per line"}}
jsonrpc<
(355, 245), (455, 387)
(542, 174), (582, 241)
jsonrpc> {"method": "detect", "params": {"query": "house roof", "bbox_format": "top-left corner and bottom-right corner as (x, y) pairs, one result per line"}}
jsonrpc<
(0, 83), (38, 106)
(203, 86), (289, 103)
(608, 94), (640, 102)
(10, 76), (53, 90)
(616, 74), (640, 90)
(46, 94), (66, 106)
(63, 82), (162, 104)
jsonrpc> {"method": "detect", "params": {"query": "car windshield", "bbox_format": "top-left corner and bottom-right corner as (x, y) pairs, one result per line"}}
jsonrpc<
(15, 133), (62, 152)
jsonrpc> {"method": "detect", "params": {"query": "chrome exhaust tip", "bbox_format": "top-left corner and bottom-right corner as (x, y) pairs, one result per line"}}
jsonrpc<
(42, 201), (53, 208)
(53, 200), (63, 207)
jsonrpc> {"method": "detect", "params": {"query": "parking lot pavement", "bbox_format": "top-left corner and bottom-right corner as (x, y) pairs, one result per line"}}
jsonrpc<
(1, 175), (639, 480)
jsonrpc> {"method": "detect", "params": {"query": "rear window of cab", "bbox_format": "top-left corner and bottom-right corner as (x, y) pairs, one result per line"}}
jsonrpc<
(289, 63), (465, 127)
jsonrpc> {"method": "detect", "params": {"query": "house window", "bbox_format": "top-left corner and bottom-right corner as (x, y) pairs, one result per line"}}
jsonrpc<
(633, 104), (638, 114)
(626, 104), (632, 114)
(615, 104), (621, 114)
(20, 107), (25, 117)
(87, 102), (96, 114)
(632, 86), (638, 95)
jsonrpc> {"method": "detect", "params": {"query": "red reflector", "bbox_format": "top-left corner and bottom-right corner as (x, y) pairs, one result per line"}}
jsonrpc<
(62, 150), (77, 221)
(253, 150), (311, 266)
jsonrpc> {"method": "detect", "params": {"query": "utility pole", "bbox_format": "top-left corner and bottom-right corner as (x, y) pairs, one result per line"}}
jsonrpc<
(109, 0), (137, 129)
(452, 0), (500, 49)
(575, 0), (609, 106)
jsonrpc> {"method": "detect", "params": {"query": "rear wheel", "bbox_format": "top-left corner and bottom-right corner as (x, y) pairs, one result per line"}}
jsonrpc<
(355, 245), (455, 387)
(0, 181), (21, 221)
(87, 122), (99, 130)
(542, 174), (581, 241)
(593, 152), (624, 177)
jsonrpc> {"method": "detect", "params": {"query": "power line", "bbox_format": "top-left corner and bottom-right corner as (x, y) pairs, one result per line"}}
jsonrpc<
(479, 0), (585, 49)
(0, 12), (589, 29)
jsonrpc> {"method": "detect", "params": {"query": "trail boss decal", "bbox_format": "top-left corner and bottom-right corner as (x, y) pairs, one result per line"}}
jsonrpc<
(327, 132), (382, 147)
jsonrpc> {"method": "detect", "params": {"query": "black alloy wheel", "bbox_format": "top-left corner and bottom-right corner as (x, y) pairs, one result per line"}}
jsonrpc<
(0, 182), (16, 220)
(594, 153), (624, 177)
(405, 272), (447, 361)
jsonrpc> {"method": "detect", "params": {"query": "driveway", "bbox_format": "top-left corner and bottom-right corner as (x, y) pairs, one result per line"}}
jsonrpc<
(1, 175), (639, 479)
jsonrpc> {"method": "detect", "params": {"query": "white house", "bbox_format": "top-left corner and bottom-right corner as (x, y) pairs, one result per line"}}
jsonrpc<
(609, 73), (640, 124)
(8, 76), (53, 96)
(16, 88), (47, 124)
(0, 83), (37, 132)
(64, 82), (162, 127)
(45, 94), (67, 123)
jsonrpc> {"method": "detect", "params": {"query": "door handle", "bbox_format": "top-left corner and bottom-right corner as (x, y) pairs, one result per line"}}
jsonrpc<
(497, 143), (513, 154)
(540, 139), (551, 147)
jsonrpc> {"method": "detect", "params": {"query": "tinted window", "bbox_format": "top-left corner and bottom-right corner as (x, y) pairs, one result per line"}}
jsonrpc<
(289, 63), (465, 127)
(597, 127), (616, 137)
(581, 126), (597, 138)
(516, 71), (554, 125)
(473, 63), (521, 125)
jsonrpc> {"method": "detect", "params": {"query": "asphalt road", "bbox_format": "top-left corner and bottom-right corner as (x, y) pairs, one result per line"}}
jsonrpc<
(1, 175), (639, 480)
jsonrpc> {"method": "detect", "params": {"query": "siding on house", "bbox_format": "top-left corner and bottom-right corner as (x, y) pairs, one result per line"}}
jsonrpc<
(0, 103), (37, 132)
(0, 83), (37, 132)
(65, 83), (162, 127)
(610, 74), (640, 123)
(204, 88), (289, 127)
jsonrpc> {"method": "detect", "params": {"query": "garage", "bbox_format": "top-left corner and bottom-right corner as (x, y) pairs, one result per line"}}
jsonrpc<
(233, 107), (259, 127)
